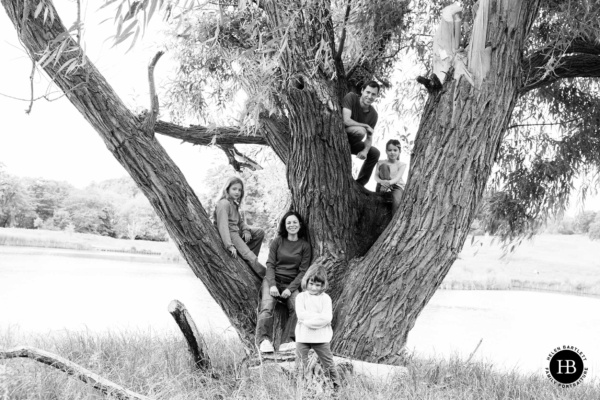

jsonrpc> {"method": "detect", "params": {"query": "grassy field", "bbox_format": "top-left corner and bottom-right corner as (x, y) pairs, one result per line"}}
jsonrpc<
(442, 234), (600, 296)
(0, 227), (179, 258)
(0, 330), (598, 400)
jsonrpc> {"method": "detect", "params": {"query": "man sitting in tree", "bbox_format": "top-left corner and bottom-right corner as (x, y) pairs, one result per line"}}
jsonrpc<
(342, 81), (381, 186)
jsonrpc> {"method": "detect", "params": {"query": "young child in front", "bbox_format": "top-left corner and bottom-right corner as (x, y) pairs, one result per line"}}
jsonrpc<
(374, 139), (407, 214)
(295, 266), (339, 389)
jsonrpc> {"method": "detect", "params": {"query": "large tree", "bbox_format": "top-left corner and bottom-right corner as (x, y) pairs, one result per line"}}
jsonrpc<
(2, 0), (600, 364)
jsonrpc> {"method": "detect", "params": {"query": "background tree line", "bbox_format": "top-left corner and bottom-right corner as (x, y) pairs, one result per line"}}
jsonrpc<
(0, 161), (289, 243)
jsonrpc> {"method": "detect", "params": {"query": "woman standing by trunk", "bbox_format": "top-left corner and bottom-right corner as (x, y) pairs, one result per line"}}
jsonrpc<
(256, 211), (311, 353)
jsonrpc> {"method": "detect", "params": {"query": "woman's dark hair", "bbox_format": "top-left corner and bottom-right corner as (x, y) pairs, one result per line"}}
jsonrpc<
(278, 211), (307, 239)
(386, 139), (401, 152)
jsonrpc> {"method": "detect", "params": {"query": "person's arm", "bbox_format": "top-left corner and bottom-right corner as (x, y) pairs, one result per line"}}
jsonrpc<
(286, 241), (312, 293)
(238, 208), (251, 234)
(215, 201), (234, 250)
(302, 295), (333, 329)
(265, 238), (279, 288)
(342, 108), (373, 132)
(389, 163), (407, 185)
(295, 293), (307, 324)
(362, 133), (373, 152)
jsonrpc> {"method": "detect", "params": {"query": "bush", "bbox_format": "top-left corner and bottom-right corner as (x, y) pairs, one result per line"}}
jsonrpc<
(573, 210), (597, 234)
(588, 214), (600, 240)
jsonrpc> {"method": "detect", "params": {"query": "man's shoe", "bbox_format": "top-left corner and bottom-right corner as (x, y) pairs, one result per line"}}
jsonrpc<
(259, 340), (274, 353)
(278, 341), (296, 352)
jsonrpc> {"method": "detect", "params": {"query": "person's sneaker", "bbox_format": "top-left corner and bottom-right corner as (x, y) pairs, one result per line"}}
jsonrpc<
(278, 341), (296, 352)
(259, 340), (274, 353)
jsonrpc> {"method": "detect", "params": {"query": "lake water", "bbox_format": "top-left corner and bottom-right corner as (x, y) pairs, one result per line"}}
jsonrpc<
(1, 246), (598, 382)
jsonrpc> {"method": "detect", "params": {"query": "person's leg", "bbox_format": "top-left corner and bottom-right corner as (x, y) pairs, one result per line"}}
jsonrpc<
(230, 230), (266, 277)
(256, 278), (277, 345)
(376, 163), (392, 193)
(281, 290), (299, 343)
(356, 145), (380, 186)
(245, 226), (264, 257)
(295, 342), (312, 377)
(378, 163), (391, 180)
(391, 186), (404, 214)
(312, 342), (340, 388)
(345, 126), (367, 152)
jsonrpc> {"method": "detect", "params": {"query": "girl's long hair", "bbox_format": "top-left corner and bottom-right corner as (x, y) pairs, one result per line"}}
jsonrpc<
(214, 176), (245, 206)
(301, 265), (328, 293)
(277, 211), (308, 239)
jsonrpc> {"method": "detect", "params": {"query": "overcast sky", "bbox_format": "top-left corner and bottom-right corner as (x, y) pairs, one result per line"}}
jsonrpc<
(0, 1), (228, 192)
(1, 2), (598, 212)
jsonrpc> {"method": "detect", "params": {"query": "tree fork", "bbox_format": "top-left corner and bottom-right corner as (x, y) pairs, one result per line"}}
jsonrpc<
(331, 0), (542, 363)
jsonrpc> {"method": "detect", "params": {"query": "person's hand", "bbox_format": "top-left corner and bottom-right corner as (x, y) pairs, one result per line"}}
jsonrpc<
(381, 180), (391, 190)
(242, 231), (251, 242)
(228, 246), (237, 258)
(280, 289), (291, 299)
(269, 286), (280, 297)
(357, 149), (368, 160)
(365, 125), (374, 135)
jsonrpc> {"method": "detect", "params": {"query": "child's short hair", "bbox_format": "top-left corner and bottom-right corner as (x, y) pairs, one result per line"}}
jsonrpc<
(301, 265), (329, 293)
(386, 139), (401, 152)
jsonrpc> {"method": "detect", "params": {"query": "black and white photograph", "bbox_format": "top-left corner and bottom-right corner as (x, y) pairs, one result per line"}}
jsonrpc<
(1, 1), (599, 399)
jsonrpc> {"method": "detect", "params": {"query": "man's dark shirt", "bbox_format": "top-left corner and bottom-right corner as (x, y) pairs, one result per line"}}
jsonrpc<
(342, 92), (378, 129)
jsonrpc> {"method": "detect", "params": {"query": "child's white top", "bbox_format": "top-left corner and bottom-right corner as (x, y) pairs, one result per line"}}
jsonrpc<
(295, 292), (333, 343)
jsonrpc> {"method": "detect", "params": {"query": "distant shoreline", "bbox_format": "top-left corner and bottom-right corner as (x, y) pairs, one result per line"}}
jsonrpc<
(0, 226), (182, 261)
(3, 227), (599, 298)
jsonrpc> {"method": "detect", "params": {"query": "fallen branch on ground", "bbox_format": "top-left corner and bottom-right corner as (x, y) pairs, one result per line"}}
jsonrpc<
(0, 346), (154, 400)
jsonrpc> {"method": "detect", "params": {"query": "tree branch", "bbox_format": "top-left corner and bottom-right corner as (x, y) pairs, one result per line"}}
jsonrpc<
(336, 0), (352, 60)
(168, 300), (211, 371)
(0, 347), (154, 400)
(522, 51), (600, 93)
(154, 113), (291, 162)
(142, 51), (164, 134)
(25, 58), (35, 114)
(217, 143), (263, 172)
(154, 121), (266, 146)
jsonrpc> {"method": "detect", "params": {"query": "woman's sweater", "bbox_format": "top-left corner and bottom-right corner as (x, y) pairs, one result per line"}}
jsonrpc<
(266, 237), (311, 293)
(295, 291), (333, 343)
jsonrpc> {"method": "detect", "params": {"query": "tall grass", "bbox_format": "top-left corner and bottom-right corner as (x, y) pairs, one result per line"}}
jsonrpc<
(1, 329), (597, 399)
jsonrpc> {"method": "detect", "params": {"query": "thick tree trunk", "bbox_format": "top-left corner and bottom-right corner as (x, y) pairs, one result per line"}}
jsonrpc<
(331, 0), (541, 363)
(1, 0), (262, 346)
